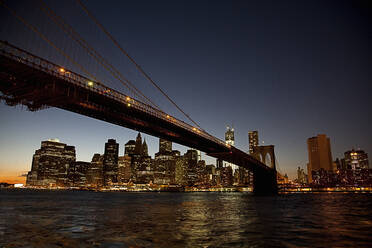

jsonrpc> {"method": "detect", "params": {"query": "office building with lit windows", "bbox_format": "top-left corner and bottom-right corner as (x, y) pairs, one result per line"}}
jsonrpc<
(307, 134), (333, 183)
(248, 131), (258, 154)
(344, 149), (369, 170)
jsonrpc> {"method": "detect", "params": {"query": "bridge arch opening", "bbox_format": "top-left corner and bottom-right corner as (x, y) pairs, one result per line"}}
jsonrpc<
(265, 153), (272, 168)
(259, 153), (264, 163)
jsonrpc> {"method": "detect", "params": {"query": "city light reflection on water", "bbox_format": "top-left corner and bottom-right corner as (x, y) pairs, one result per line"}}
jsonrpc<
(0, 190), (371, 247)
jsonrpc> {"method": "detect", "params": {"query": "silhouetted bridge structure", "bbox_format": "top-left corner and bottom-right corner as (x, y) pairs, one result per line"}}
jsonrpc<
(0, 41), (277, 195)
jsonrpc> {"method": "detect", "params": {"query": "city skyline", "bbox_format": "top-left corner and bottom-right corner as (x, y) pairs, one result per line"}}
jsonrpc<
(1, 125), (370, 184)
(0, 0), (371, 183)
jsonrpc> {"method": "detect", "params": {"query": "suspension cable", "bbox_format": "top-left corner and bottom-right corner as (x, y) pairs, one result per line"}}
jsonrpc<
(76, 0), (202, 129)
(0, 0), (98, 83)
(37, 0), (161, 110)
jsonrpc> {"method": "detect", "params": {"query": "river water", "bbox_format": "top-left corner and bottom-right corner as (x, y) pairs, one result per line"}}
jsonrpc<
(0, 190), (371, 247)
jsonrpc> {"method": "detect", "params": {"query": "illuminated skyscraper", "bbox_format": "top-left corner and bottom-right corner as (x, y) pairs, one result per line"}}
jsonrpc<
(159, 138), (172, 153)
(87, 153), (104, 187)
(124, 140), (136, 156)
(248, 131), (259, 154)
(191, 148), (201, 162)
(103, 139), (119, 185)
(225, 125), (238, 172)
(26, 139), (76, 187)
(225, 125), (234, 146)
(344, 149), (369, 170)
(307, 134), (333, 183)
(118, 156), (132, 183)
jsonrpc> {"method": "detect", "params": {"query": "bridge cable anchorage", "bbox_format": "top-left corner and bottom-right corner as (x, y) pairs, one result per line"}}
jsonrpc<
(0, 0), (98, 83)
(36, 0), (161, 110)
(76, 0), (203, 130)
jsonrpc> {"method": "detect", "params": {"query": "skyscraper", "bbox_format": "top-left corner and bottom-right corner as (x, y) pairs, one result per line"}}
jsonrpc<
(248, 131), (259, 154)
(159, 138), (172, 153)
(225, 125), (238, 172)
(142, 139), (148, 157)
(191, 148), (201, 162)
(87, 153), (104, 187)
(225, 126), (234, 147)
(134, 133), (143, 155)
(26, 139), (76, 187)
(307, 134), (333, 183)
(118, 155), (132, 183)
(103, 139), (119, 185)
(344, 149), (369, 170)
(154, 138), (179, 185)
(124, 140), (136, 156)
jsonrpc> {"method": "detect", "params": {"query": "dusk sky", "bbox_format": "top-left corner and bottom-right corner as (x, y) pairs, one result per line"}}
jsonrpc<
(0, 0), (371, 183)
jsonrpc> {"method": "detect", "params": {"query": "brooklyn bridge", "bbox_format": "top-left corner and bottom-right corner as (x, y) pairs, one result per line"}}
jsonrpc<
(0, 0), (277, 195)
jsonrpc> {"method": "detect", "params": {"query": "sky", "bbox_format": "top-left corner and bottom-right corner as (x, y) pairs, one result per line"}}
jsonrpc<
(0, 0), (371, 183)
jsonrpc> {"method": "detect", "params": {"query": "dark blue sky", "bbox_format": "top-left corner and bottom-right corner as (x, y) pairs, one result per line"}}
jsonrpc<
(0, 0), (371, 180)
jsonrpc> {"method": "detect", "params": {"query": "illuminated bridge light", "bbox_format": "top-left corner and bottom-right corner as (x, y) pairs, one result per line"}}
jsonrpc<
(59, 68), (65, 73)
(166, 115), (170, 119)
(127, 103), (131, 107)
(126, 96), (131, 101)
(192, 127), (197, 131)
(87, 81), (94, 87)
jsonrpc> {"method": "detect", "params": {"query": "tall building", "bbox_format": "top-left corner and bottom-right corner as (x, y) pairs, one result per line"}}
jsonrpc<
(234, 167), (251, 186)
(124, 140), (136, 156)
(68, 161), (91, 187)
(225, 125), (234, 146)
(184, 149), (199, 185)
(134, 133), (143, 155)
(307, 134), (333, 183)
(225, 125), (238, 172)
(87, 153), (104, 187)
(219, 166), (233, 187)
(118, 155), (132, 183)
(131, 155), (153, 184)
(191, 148), (201, 162)
(175, 156), (188, 185)
(154, 138), (179, 185)
(142, 139), (148, 157)
(159, 138), (172, 153)
(248, 131), (259, 154)
(26, 139), (76, 187)
(344, 149), (369, 170)
(103, 139), (119, 185)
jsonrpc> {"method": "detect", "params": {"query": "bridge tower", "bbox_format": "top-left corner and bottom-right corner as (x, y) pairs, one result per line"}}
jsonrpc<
(251, 145), (278, 195)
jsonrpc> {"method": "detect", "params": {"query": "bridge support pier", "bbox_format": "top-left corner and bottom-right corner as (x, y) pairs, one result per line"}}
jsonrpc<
(253, 168), (278, 196)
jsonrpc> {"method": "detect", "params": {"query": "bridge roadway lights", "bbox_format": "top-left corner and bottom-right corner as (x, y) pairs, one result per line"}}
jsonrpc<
(253, 168), (278, 196)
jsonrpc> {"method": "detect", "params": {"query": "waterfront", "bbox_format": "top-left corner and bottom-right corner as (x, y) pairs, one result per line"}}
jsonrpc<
(0, 190), (371, 247)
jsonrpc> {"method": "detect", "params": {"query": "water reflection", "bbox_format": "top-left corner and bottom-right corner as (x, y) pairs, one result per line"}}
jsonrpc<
(0, 190), (371, 247)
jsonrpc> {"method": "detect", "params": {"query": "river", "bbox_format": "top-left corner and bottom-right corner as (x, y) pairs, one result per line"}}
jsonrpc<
(0, 190), (371, 247)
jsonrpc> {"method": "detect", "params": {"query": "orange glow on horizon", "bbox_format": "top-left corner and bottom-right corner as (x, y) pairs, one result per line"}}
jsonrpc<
(0, 175), (26, 184)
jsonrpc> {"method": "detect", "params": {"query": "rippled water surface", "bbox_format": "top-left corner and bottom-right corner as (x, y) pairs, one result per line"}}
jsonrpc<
(0, 190), (371, 247)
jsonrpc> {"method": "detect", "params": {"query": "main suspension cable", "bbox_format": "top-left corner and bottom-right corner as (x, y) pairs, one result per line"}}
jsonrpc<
(0, 0), (97, 82)
(37, 0), (161, 110)
(76, 0), (202, 129)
